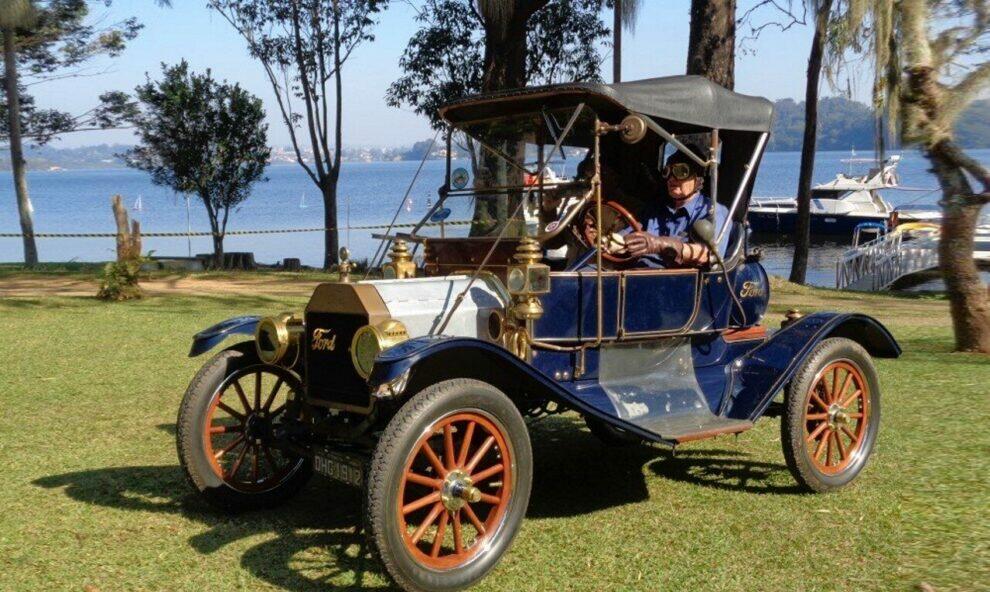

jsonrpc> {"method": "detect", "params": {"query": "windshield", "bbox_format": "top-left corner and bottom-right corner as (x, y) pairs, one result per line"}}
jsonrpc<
(438, 105), (596, 237)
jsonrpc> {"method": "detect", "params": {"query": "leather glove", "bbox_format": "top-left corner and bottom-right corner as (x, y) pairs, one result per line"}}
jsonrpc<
(624, 231), (684, 260)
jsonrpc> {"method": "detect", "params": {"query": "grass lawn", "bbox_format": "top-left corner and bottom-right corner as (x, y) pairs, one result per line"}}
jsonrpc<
(0, 276), (987, 591)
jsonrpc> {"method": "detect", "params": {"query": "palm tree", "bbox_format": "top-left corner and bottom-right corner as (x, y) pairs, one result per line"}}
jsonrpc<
(1, 0), (39, 267)
(612, 0), (642, 83)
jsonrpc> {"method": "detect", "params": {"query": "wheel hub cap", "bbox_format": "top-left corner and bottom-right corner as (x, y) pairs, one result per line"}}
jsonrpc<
(441, 469), (481, 511)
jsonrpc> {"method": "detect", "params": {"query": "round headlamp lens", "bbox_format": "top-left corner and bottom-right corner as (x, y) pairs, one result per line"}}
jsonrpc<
(352, 326), (381, 379)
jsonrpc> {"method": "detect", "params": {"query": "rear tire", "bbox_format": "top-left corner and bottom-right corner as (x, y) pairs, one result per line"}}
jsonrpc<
(366, 379), (532, 592)
(176, 343), (312, 512)
(781, 338), (881, 493)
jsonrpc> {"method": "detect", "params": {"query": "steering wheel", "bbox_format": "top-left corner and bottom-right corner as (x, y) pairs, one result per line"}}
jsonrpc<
(574, 200), (643, 264)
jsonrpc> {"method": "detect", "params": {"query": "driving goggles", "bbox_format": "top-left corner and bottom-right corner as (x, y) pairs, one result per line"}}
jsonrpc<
(661, 162), (698, 180)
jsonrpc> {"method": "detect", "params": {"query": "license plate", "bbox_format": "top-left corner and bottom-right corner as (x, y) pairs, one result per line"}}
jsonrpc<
(313, 450), (364, 487)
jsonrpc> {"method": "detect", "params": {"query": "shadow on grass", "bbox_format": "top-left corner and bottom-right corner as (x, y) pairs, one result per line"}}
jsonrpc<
(34, 417), (803, 589)
(33, 466), (394, 591)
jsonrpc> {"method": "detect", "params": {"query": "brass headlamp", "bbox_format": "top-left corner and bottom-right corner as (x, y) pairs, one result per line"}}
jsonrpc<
(351, 319), (410, 379)
(506, 237), (551, 319)
(255, 312), (304, 365)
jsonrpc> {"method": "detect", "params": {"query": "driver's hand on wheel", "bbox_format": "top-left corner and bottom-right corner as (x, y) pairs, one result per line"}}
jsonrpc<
(624, 231), (683, 259)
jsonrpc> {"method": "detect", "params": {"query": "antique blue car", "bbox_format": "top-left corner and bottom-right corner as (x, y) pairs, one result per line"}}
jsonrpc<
(176, 76), (900, 592)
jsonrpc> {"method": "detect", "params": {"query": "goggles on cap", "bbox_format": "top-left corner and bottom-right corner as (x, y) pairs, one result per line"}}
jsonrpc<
(661, 162), (697, 180)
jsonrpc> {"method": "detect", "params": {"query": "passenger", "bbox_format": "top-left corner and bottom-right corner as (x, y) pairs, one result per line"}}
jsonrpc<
(624, 146), (729, 268)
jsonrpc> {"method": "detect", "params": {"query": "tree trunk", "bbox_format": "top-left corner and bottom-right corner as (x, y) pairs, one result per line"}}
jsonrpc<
(789, 0), (831, 284)
(686, 0), (736, 89)
(3, 27), (39, 267)
(322, 179), (340, 270)
(928, 140), (990, 353)
(472, 14), (530, 236)
(613, 0), (622, 83)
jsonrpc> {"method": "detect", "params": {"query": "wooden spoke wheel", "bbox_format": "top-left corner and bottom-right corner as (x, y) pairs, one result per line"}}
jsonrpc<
(204, 366), (302, 493)
(781, 338), (881, 493)
(576, 200), (642, 264)
(802, 360), (870, 475)
(177, 344), (311, 511)
(367, 379), (532, 592)
(398, 412), (513, 570)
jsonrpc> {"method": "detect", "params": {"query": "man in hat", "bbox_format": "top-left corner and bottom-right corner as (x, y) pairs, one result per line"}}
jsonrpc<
(624, 146), (729, 268)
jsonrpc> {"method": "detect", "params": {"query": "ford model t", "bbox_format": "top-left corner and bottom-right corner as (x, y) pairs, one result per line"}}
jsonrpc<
(177, 76), (900, 592)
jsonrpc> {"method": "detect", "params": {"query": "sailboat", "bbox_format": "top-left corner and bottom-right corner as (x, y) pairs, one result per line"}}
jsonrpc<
(133, 194), (143, 212)
(299, 193), (308, 209)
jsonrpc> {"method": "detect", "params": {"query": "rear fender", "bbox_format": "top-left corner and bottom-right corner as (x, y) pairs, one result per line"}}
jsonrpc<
(189, 316), (261, 357)
(368, 336), (665, 443)
(727, 312), (900, 420)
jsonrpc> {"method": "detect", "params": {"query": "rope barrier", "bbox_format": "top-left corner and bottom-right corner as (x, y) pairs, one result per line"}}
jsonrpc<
(0, 220), (472, 239)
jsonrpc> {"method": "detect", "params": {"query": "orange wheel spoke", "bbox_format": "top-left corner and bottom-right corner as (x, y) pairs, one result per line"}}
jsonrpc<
(209, 424), (242, 434)
(847, 412), (864, 419)
(477, 492), (501, 505)
(814, 429), (830, 460)
(263, 446), (279, 474)
(457, 421), (476, 468)
(836, 371), (853, 404)
(471, 463), (504, 483)
(254, 371), (262, 411)
(806, 421), (828, 443)
(411, 503), (444, 544)
(833, 431), (847, 461)
(215, 435), (245, 459)
(232, 381), (252, 413)
(262, 377), (283, 412)
(840, 389), (862, 409)
(810, 389), (829, 411)
(421, 443), (447, 477)
(465, 436), (496, 474)
(841, 425), (858, 445)
(226, 441), (250, 479)
(830, 367), (841, 402)
(217, 402), (245, 421)
(452, 510), (464, 553)
(406, 472), (442, 489)
(805, 413), (828, 421)
(463, 504), (486, 535)
(402, 492), (441, 515)
(443, 425), (456, 470)
(430, 511), (449, 558)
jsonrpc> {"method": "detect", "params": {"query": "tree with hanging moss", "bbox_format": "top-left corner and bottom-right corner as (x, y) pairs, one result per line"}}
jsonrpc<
(849, 0), (989, 352)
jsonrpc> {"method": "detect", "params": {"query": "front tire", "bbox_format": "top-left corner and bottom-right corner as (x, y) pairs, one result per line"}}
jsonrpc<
(781, 338), (881, 493)
(176, 343), (312, 512)
(366, 379), (532, 592)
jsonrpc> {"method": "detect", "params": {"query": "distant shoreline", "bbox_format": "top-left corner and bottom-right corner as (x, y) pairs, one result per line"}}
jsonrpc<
(6, 148), (989, 174)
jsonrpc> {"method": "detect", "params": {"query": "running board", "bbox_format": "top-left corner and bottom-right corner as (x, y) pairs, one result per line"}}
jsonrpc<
(632, 413), (753, 443)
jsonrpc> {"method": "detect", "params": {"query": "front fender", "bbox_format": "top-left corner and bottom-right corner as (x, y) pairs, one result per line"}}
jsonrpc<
(189, 316), (261, 357)
(368, 336), (666, 443)
(728, 312), (900, 419)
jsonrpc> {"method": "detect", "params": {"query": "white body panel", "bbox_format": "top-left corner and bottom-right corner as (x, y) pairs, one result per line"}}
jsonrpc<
(364, 275), (510, 340)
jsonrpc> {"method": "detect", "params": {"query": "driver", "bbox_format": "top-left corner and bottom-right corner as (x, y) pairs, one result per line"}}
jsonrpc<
(624, 146), (729, 268)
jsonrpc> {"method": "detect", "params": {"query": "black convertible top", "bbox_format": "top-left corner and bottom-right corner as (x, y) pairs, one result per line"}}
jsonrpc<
(439, 75), (774, 133)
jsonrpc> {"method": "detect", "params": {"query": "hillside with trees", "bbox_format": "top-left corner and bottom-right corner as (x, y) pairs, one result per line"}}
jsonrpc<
(768, 97), (990, 152)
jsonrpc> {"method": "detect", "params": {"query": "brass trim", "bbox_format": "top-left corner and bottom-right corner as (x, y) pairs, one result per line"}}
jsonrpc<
(305, 283), (390, 326)
(350, 319), (409, 379)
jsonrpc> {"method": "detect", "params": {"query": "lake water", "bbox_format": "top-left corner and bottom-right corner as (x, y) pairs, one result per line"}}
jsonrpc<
(2, 149), (987, 287)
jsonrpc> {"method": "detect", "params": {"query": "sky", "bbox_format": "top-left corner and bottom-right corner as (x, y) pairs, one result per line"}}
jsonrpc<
(36, 0), (871, 149)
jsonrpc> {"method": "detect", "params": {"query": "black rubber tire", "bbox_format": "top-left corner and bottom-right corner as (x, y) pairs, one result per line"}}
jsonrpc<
(584, 415), (643, 447)
(781, 337), (881, 493)
(366, 379), (533, 592)
(176, 343), (312, 512)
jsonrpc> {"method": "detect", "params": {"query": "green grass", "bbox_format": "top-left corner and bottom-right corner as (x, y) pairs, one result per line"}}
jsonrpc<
(0, 280), (987, 591)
